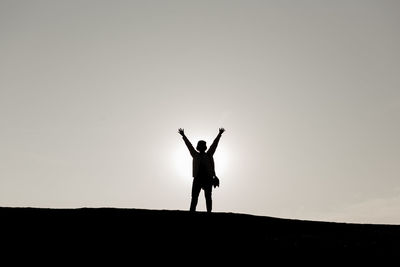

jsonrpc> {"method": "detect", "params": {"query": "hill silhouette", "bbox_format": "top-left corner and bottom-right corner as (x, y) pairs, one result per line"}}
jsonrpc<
(2, 207), (399, 263)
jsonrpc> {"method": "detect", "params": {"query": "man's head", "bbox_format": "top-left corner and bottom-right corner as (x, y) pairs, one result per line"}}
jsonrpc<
(196, 140), (207, 152)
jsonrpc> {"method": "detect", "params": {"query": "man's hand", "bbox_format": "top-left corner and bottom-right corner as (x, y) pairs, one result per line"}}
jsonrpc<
(219, 128), (225, 135)
(178, 128), (185, 136)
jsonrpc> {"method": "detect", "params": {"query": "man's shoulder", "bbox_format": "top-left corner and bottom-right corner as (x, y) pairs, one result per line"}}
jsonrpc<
(205, 151), (214, 157)
(192, 151), (200, 157)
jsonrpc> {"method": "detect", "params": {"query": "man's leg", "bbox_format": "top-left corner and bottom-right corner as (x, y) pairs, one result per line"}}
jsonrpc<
(204, 185), (212, 213)
(190, 179), (201, 212)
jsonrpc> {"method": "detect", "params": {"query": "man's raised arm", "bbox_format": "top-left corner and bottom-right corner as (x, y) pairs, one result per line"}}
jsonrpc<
(178, 128), (196, 157)
(208, 128), (225, 156)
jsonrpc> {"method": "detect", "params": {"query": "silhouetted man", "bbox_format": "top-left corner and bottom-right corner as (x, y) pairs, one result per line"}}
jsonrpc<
(178, 128), (225, 212)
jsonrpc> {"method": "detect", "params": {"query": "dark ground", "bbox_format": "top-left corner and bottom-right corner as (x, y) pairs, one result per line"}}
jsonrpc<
(1, 207), (399, 263)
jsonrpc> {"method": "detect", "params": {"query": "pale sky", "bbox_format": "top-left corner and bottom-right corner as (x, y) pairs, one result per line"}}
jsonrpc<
(1, 0), (399, 224)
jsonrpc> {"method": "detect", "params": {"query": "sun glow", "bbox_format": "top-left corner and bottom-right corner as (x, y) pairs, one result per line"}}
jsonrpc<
(173, 145), (192, 179)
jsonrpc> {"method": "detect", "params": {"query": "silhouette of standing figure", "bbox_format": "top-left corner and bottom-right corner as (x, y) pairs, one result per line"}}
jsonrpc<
(178, 128), (225, 212)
